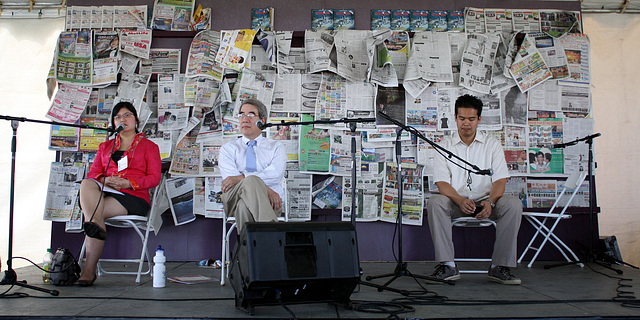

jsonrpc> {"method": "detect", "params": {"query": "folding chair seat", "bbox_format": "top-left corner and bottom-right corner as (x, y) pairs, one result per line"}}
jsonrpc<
(452, 217), (496, 273)
(518, 171), (587, 268)
(220, 181), (288, 286)
(80, 174), (165, 283)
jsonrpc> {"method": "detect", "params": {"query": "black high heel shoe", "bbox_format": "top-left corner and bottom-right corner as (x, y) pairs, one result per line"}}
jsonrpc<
(76, 274), (97, 287)
(84, 222), (107, 240)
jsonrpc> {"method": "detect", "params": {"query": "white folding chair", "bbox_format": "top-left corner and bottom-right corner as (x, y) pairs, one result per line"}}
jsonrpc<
(220, 181), (288, 286)
(518, 171), (588, 268)
(452, 217), (496, 273)
(80, 175), (165, 283)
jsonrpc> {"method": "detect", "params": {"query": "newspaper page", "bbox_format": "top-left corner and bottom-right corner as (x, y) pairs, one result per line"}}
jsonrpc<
(56, 30), (92, 85)
(195, 93), (223, 144)
(144, 120), (173, 160)
(304, 30), (337, 74)
(501, 86), (528, 126)
(286, 169), (313, 221)
(469, 90), (502, 131)
(113, 6), (148, 29)
(78, 118), (108, 152)
(298, 114), (331, 173)
(232, 69), (275, 116)
(166, 176), (196, 225)
(557, 177), (589, 207)
(562, 117), (593, 173)
(484, 9), (513, 36)
(151, 0), (195, 31)
(120, 52), (140, 74)
(267, 113), (301, 161)
(65, 197), (83, 232)
(169, 117), (201, 176)
(270, 73), (301, 113)
(558, 33), (591, 87)
(193, 177), (206, 216)
(528, 80), (561, 112)
(504, 176), (527, 207)
(529, 147), (563, 174)
(250, 43), (277, 74)
(113, 72), (151, 113)
(312, 176), (341, 209)
(333, 30), (372, 83)
(527, 33), (569, 79)
(402, 45), (431, 97)
(43, 162), (85, 221)
(512, 10), (541, 33)
(369, 30), (403, 87)
(464, 7), (486, 34)
(406, 88), (438, 131)
(204, 176), (224, 218)
(342, 175), (384, 222)
(459, 33), (500, 94)
(140, 49), (181, 74)
(505, 125), (527, 147)
(92, 31), (119, 86)
(186, 30), (223, 81)
(560, 85), (590, 114)
(508, 35), (552, 93)
(527, 178), (557, 208)
(200, 145), (221, 176)
(343, 81), (376, 129)
(490, 34), (517, 94)
(185, 77), (220, 108)
(416, 131), (448, 177)
(101, 6), (114, 30)
(436, 88), (456, 130)
(412, 31), (454, 83)
(539, 10), (582, 37)
(301, 73), (321, 113)
(528, 117), (563, 148)
(314, 73), (347, 129)
(46, 84), (92, 124)
(380, 162), (424, 226)
(217, 29), (256, 71)
(376, 85), (406, 127)
(120, 29), (152, 59)
(49, 125), (79, 151)
(329, 130), (361, 176)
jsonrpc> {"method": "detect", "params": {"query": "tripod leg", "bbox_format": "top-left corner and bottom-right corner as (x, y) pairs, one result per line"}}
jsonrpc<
(1, 269), (59, 296)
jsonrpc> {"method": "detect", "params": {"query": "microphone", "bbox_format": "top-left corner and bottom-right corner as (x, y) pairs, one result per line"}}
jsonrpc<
(255, 119), (265, 130)
(114, 123), (125, 134)
(476, 168), (493, 176)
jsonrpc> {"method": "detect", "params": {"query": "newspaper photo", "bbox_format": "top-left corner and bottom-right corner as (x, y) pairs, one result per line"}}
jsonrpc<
(166, 176), (196, 225)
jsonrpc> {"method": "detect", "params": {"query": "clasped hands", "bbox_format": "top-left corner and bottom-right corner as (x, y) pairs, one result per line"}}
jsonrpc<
(459, 198), (492, 220)
(103, 175), (131, 190)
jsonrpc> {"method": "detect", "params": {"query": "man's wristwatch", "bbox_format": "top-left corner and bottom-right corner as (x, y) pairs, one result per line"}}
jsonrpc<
(487, 199), (496, 208)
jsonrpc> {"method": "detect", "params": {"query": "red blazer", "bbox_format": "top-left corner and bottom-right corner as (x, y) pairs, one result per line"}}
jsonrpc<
(87, 133), (162, 204)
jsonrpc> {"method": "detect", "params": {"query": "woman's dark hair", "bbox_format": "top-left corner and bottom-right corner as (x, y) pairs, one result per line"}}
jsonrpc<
(111, 101), (140, 133)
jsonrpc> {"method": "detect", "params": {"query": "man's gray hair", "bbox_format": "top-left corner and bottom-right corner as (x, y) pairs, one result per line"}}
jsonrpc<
(241, 98), (268, 119)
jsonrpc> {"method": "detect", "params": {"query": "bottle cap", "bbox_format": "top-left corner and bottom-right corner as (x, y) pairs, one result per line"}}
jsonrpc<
(47, 248), (52, 253)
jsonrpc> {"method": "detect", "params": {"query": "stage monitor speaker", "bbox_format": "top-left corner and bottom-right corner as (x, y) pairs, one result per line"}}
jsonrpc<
(229, 221), (360, 312)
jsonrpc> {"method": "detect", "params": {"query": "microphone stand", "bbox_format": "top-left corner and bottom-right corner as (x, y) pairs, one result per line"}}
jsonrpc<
(0, 115), (113, 296)
(261, 117), (410, 295)
(544, 133), (635, 273)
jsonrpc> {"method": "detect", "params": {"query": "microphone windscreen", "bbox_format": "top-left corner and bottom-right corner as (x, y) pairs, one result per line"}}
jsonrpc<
(255, 119), (264, 130)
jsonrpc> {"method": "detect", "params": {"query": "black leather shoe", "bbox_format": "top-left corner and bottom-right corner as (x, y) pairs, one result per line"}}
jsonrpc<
(84, 222), (107, 240)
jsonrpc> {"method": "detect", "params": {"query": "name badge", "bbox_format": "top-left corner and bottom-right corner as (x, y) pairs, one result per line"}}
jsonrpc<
(118, 155), (128, 172)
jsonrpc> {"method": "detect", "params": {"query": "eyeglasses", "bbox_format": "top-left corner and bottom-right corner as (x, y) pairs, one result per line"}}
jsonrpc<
(237, 113), (257, 119)
(114, 112), (134, 121)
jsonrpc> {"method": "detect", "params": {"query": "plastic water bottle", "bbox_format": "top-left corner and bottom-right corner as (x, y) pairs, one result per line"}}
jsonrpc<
(42, 248), (53, 284)
(153, 245), (166, 288)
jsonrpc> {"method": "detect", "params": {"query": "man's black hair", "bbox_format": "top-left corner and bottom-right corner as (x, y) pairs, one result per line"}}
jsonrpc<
(454, 94), (483, 117)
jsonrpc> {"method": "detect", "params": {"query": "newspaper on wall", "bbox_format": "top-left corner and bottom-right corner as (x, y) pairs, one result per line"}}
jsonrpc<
(484, 9), (513, 36)
(56, 30), (93, 85)
(342, 175), (384, 222)
(140, 49), (181, 74)
(267, 113), (301, 161)
(151, 0), (195, 31)
(166, 176), (196, 225)
(380, 162), (424, 226)
(558, 33), (591, 87)
(216, 29), (257, 71)
(511, 10), (541, 33)
(298, 114), (331, 173)
(92, 31), (119, 86)
(464, 7), (486, 34)
(527, 33), (569, 79)
(169, 117), (201, 176)
(304, 30), (337, 74)
(459, 33), (500, 94)
(46, 84), (92, 124)
(120, 29), (152, 59)
(411, 31), (454, 83)
(204, 176), (224, 218)
(113, 72), (151, 113)
(527, 178), (557, 208)
(333, 30), (372, 83)
(185, 30), (223, 81)
(43, 162), (85, 221)
(508, 35), (552, 93)
(285, 168), (313, 221)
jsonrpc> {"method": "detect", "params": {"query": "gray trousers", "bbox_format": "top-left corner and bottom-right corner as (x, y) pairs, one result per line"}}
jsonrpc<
(222, 175), (281, 232)
(426, 194), (522, 267)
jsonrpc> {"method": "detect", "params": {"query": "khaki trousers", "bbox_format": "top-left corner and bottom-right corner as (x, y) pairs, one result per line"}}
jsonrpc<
(222, 175), (281, 232)
(426, 194), (522, 267)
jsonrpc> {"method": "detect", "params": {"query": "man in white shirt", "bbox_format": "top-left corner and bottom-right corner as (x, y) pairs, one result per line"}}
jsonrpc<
(426, 94), (522, 285)
(218, 99), (287, 231)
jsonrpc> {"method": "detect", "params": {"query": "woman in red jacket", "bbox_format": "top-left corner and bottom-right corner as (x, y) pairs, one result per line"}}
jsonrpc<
(76, 101), (161, 286)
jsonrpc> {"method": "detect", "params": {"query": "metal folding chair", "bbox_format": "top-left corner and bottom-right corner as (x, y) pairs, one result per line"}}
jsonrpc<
(453, 217), (496, 273)
(80, 174), (165, 283)
(518, 171), (588, 268)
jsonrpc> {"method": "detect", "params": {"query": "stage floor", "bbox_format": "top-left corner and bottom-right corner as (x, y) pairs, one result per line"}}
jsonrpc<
(1, 260), (640, 319)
